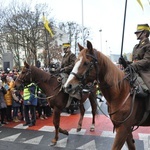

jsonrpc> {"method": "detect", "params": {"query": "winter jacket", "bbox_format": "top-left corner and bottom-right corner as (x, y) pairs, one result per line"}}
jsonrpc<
(37, 92), (48, 107)
(0, 87), (7, 109)
(4, 80), (15, 106)
(12, 89), (22, 107)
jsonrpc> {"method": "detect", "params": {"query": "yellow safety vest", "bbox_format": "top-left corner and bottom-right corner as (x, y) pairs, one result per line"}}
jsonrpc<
(23, 83), (36, 100)
(23, 87), (30, 100)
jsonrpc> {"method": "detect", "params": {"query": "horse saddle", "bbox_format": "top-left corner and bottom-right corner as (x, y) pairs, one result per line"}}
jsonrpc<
(125, 65), (149, 98)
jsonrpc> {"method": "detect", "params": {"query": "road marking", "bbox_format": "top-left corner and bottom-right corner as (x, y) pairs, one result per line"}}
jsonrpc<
(77, 140), (97, 150)
(69, 128), (86, 135)
(0, 133), (21, 142)
(139, 133), (150, 150)
(61, 112), (70, 116)
(39, 126), (55, 132)
(14, 123), (28, 129)
(54, 137), (68, 148)
(101, 131), (116, 138)
(23, 135), (43, 145)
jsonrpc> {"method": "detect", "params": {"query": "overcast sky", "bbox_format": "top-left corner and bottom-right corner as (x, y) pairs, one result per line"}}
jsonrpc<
(3, 0), (150, 55)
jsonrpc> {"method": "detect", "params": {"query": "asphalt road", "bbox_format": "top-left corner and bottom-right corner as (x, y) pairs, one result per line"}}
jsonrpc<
(0, 127), (144, 150)
(0, 97), (147, 150)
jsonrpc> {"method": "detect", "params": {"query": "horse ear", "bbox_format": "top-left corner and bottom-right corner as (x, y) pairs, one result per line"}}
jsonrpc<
(24, 61), (29, 68)
(87, 40), (93, 54)
(78, 43), (84, 51)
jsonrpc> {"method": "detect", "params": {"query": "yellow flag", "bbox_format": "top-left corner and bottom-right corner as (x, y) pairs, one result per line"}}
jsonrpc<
(137, 0), (144, 10)
(43, 16), (54, 37)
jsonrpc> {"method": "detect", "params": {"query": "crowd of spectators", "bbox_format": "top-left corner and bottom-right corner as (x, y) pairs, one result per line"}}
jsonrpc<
(0, 68), (52, 127)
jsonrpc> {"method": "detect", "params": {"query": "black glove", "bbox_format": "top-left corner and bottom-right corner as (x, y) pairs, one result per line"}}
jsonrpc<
(118, 56), (127, 68)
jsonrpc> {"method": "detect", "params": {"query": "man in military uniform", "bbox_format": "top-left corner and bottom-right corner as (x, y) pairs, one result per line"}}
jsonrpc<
(59, 43), (76, 74)
(57, 43), (78, 112)
(119, 24), (150, 110)
(119, 24), (150, 89)
(119, 24), (150, 90)
(131, 24), (150, 91)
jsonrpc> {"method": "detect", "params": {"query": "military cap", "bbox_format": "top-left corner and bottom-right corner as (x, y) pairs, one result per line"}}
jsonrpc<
(62, 43), (71, 48)
(134, 24), (150, 34)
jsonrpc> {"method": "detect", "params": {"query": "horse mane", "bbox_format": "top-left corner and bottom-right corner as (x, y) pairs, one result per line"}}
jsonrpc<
(79, 49), (125, 92)
(97, 50), (125, 92)
(30, 65), (51, 82)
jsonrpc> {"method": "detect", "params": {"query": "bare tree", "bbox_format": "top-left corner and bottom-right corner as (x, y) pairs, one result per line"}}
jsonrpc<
(0, 1), (55, 68)
(0, 1), (91, 69)
(58, 21), (90, 56)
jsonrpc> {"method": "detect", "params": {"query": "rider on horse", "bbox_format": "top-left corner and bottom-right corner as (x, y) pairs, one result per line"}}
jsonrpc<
(56, 42), (76, 82)
(57, 43), (76, 74)
(56, 43), (77, 109)
(119, 23), (150, 110)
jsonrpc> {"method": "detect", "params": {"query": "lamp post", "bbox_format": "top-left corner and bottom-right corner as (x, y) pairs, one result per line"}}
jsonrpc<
(81, 0), (84, 46)
(99, 29), (102, 52)
(105, 40), (108, 55)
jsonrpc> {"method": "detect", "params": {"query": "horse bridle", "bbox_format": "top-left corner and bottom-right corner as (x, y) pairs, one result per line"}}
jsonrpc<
(17, 68), (33, 85)
(70, 49), (137, 125)
(71, 49), (99, 89)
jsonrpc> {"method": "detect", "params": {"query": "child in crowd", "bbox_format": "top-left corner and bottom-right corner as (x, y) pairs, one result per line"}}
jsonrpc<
(11, 87), (23, 122)
(37, 89), (48, 119)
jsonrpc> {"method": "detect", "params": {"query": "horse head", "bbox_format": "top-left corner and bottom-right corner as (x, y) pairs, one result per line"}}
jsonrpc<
(15, 61), (32, 88)
(64, 40), (99, 99)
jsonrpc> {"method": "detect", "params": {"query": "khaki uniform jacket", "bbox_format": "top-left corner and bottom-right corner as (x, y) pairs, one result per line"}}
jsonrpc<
(132, 38), (150, 91)
(61, 51), (76, 74)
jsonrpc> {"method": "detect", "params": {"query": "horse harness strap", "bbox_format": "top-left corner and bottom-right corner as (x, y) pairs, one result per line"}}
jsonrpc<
(110, 90), (136, 124)
(86, 49), (100, 83)
(108, 92), (130, 116)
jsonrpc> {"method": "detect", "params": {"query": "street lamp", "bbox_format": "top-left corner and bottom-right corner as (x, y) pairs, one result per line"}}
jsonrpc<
(105, 40), (108, 55)
(99, 29), (102, 52)
(81, 0), (84, 46)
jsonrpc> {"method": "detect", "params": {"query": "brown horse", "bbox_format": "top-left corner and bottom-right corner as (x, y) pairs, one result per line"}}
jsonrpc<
(64, 40), (150, 150)
(15, 61), (98, 145)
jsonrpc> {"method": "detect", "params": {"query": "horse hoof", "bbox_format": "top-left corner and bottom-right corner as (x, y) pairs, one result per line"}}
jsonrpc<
(90, 128), (95, 132)
(50, 139), (57, 146)
(63, 130), (69, 135)
(77, 128), (81, 132)
(65, 131), (69, 135)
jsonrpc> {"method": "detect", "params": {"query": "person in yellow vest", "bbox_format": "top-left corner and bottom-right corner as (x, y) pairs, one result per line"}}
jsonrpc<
(23, 83), (37, 127)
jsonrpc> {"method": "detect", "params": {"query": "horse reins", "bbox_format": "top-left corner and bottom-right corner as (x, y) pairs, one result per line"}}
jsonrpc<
(71, 49), (138, 124)
(17, 67), (62, 100)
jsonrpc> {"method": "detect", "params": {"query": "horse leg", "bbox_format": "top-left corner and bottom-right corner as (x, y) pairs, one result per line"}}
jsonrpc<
(77, 103), (85, 132)
(89, 94), (97, 132)
(51, 107), (69, 145)
(111, 125), (130, 150)
(126, 132), (136, 150)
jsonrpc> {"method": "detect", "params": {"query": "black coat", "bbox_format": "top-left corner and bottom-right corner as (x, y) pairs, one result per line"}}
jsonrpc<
(0, 87), (7, 109)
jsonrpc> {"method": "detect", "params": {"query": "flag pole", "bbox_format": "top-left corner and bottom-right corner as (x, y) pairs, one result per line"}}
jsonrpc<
(120, 0), (128, 57)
